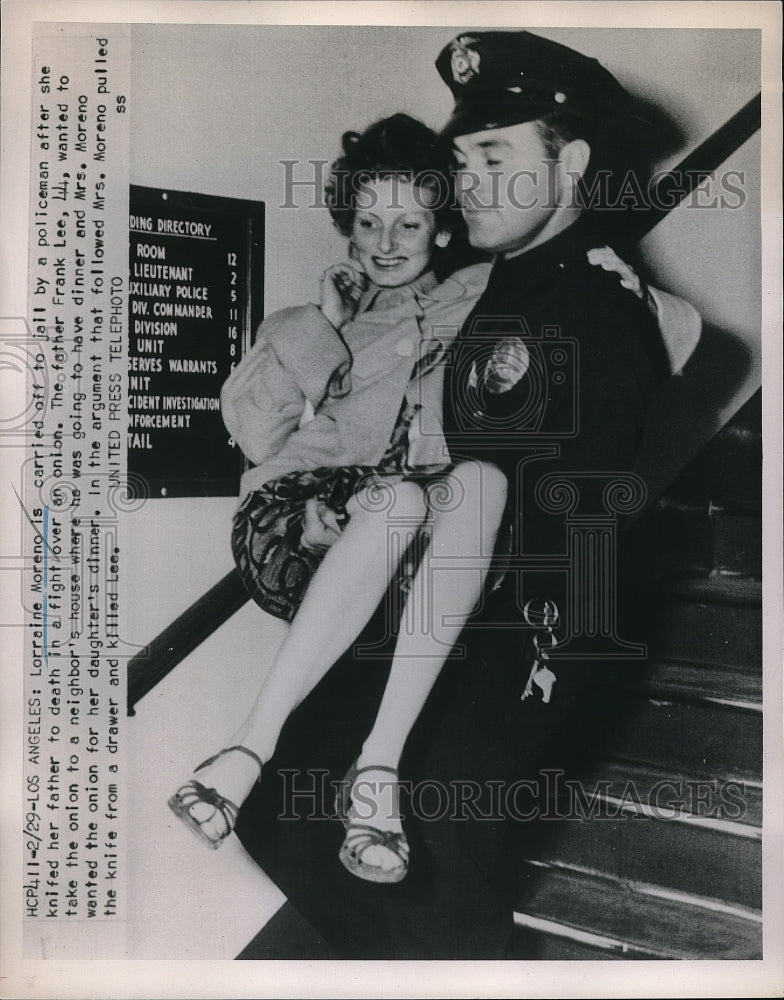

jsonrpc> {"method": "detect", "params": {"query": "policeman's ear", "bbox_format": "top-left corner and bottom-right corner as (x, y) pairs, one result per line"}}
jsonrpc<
(555, 138), (591, 203)
(435, 229), (452, 248)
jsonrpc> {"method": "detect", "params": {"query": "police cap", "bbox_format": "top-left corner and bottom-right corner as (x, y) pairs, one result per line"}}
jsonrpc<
(437, 30), (630, 139)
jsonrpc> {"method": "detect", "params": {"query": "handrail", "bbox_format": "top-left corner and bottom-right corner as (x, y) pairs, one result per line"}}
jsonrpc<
(127, 92), (761, 716)
(128, 569), (249, 713)
(626, 94), (761, 243)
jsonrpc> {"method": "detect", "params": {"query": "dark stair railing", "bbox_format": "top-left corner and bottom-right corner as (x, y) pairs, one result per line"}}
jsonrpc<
(127, 569), (250, 713)
(625, 93), (761, 243)
(127, 93), (762, 716)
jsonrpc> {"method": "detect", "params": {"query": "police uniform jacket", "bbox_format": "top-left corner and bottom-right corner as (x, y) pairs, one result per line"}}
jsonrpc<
(442, 215), (671, 609)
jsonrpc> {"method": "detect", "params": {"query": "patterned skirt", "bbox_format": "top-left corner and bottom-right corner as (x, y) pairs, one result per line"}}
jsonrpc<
(231, 399), (437, 622)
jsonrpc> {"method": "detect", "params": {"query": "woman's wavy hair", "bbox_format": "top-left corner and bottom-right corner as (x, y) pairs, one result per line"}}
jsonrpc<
(325, 113), (458, 238)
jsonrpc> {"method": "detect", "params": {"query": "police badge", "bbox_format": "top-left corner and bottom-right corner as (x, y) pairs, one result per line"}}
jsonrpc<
(484, 336), (531, 394)
(450, 35), (480, 84)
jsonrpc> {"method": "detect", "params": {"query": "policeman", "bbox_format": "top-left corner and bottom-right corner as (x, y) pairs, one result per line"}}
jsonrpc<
(434, 31), (668, 616)
(418, 28), (671, 954)
(237, 30), (671, 961)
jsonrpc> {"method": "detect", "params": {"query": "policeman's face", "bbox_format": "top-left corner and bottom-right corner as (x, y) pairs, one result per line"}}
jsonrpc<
(453, 121), (564, 256)
(350, 177), (448, 287)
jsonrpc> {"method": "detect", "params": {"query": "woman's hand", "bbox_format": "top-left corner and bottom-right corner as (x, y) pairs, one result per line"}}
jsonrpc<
(587, 246), (651, 310)
(301, 497), (344, 553)
(319, 263), (367, 330)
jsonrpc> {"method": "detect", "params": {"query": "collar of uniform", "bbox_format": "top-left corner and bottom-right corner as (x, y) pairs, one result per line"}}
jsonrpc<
(487, 214), (597, 292)
(358, 269), (440, 315)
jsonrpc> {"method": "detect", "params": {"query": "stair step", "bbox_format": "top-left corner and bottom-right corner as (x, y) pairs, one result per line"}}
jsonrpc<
(514, 860), (762, 959)
(666, 389), (761, 511)
(600, 694), (762, 778)
(624, 505), (761, 582)
(666, 576), (762, 605)
(617, 659), (761, 709)
(624, 504), (714, 583)
(528, 808), (762, 912)
(647, 587), (761, 670)
(585, 759), (762, 827)
(508, 924), (644, 960)
(713, 511), (761, 577)
(520, 761), (761, 909)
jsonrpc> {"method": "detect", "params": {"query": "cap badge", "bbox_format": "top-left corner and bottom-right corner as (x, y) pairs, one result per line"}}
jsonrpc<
(450, 35), (480, 84)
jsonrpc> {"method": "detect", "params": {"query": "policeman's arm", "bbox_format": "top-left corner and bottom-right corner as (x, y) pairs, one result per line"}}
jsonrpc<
(587, 246), (702, 375)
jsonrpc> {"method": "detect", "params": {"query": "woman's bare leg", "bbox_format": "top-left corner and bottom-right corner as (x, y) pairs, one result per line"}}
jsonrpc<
(180, 480), (428, 837)
(347, 461), (508, 869)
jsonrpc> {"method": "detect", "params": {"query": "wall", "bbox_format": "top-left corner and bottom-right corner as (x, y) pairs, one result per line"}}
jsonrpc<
(125, 24), (762, 647)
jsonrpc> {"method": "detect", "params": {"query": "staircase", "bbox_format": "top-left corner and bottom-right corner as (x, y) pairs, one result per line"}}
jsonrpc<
(510, 390), (763, 959)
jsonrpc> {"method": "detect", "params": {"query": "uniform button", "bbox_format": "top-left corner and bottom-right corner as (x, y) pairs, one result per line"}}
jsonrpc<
(395, 338), (414, 357)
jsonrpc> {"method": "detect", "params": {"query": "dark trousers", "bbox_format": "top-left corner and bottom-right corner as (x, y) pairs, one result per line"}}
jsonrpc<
(235, 599), (598, 959)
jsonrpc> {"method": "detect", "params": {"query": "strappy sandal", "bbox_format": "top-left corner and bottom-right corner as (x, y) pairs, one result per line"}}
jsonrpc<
(335, 762), (409, 884)
(167, 745), (263, 850)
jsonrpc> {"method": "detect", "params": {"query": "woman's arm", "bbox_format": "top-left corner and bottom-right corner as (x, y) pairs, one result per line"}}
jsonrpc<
(221, 335), (307, 466)
(221, 305), (351, 466)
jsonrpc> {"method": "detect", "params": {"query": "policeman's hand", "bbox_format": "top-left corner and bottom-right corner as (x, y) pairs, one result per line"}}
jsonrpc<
(301, 497), (344, 552)
(319, 263), (368, 330)
(587, 246), (651, 308)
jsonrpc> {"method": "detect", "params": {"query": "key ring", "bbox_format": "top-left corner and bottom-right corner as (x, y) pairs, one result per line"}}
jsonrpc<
(521, 599), (560, 703)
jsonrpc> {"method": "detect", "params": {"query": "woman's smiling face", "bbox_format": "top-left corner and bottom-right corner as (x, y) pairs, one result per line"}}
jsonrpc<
(350, 176), (448, 288)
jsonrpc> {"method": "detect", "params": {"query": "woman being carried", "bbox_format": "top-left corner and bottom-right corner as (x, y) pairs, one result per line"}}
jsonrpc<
(168, 113), (700, 883)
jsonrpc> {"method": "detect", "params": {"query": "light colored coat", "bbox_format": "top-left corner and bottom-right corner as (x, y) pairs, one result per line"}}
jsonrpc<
(221, 265), (492, 498)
